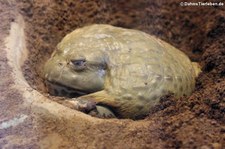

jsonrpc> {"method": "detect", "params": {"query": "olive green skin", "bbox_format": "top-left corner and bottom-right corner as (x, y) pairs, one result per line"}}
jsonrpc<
(43, 24), (200, 119)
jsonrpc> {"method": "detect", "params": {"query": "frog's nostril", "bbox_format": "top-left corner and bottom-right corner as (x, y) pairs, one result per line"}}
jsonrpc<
(58, 62), (63, 66)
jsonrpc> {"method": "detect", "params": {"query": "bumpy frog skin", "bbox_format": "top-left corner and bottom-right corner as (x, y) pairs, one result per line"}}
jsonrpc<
(43, 24), (201, 119)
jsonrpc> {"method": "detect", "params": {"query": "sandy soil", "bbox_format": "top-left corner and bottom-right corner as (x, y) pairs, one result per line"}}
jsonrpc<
(0, 0), (224, 148)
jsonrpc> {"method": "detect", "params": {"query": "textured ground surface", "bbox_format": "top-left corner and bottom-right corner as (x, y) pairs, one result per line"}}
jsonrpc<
(0, 0), (224, 148)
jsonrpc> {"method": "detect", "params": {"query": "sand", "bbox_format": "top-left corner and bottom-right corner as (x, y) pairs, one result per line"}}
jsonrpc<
(0, 0), (224, 148)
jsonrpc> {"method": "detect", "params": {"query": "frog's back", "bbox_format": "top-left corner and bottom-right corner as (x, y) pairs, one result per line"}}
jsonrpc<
(93, 25), (196, 118)
(92, 25), (196, 96)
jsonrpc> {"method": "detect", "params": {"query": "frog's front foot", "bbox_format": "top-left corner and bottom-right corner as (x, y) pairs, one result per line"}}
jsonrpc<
(89, 105), (116, 118)
(69, 98), (116, 118)
(69, 98), (96, 113)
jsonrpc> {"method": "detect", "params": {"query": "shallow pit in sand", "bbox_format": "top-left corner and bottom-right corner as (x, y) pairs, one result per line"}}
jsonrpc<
(1, 0), (224, 148)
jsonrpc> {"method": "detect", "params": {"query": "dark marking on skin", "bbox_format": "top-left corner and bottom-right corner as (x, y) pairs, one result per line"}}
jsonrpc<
(185, 84), (188, 90)
(178, 77), (182, 82)
(161, 89), (167, 94)
(58, 62), (63, 66)
(174, 83), (178, 89)
(128, 48), (132, 52)
(54, 89), (59, 96)
(151, 94), (159, 100)
(136, 105), (144, 110)
(67, 87), (77, 91)
(61, 89), (68, 96)
(68, 92), (80, 98)
(166, 66), (172, 71)
(185, 76), (189, 82)
(179, 86), (183, 92)
(188, 83), (192, 91)
(144, 82), (148, 85)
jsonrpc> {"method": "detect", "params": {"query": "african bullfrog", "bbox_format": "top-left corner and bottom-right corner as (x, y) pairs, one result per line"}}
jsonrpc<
(43, 24), (201, 119)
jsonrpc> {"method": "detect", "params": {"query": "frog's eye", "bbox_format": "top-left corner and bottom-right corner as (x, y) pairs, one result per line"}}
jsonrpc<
(70, 59), (87, 71)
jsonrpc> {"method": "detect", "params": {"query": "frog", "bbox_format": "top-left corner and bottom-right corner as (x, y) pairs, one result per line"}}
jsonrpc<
(43, 24), (201, 119)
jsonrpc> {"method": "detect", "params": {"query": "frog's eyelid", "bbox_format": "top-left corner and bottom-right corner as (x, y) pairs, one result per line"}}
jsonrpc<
(71, 59), (86, 65)
(70, 58), (86, 66)
(70, 59), (87, 72)
(71, 58), (86, 62)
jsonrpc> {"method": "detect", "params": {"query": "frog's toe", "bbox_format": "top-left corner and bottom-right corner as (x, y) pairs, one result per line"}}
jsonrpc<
(69, 98), (96, 113)
(89, 105), (116, 118)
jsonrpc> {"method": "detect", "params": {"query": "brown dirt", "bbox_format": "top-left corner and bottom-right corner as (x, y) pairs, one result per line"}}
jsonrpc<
(1, 0), (225, 148)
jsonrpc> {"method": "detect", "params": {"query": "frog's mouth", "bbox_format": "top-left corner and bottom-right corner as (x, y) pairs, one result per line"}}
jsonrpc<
(45, 80), (89, 98)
